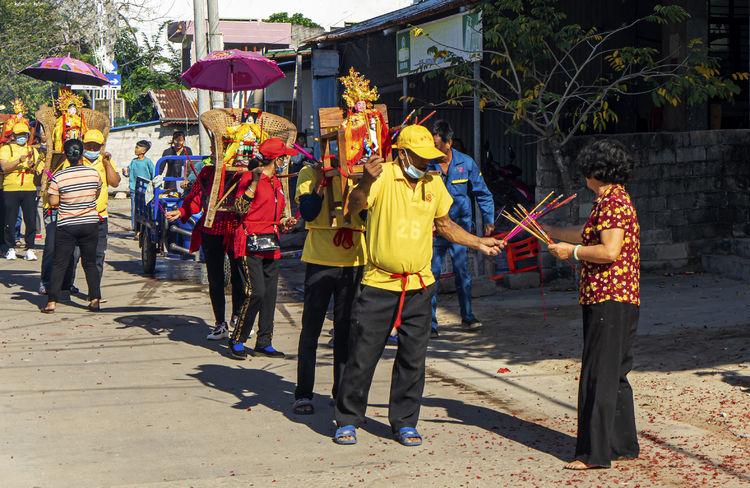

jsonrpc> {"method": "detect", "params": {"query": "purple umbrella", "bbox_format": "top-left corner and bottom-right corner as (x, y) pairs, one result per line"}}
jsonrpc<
(181, 49), (285, 93)
(20, 55), (109, 86)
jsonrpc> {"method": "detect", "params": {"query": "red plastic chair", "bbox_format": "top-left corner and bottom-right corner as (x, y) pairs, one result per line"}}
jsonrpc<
(490, 235), (541, 281)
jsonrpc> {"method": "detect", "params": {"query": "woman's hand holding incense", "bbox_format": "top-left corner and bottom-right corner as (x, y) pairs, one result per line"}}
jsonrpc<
(548, 242), (575, 260)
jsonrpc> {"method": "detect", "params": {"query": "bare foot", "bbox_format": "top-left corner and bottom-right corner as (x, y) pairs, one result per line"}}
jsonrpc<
(41, 301), (56, 313)
(563, 460), (599, 470)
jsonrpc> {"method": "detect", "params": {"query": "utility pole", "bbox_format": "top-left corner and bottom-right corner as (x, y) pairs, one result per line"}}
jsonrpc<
(193, 0), (210, 154)
(206, 0), (224, 109)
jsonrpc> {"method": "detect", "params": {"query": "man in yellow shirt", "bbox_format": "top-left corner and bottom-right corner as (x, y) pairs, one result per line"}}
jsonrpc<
(333, 125), (504, 446)
(80, 130), (121, 290)
(0, 122), (43, 260)
(292, 163), (367, 415)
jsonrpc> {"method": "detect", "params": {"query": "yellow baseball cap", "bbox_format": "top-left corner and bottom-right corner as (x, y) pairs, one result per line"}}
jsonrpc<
(12, 122), (30, 134)
(393, 124), (446, 160)
(83, 129), (104, 144)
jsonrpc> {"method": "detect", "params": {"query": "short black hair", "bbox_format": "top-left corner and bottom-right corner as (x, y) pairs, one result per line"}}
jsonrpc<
(431, 119), (453, 143)
(172, 131), (186, 140)
(136, 140), (152, 151)
(577, 139), (633, 184)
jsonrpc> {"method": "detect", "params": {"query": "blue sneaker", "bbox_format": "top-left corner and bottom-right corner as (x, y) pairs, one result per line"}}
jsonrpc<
(253, 345), (285, 358)
(228, 340), (247, 360)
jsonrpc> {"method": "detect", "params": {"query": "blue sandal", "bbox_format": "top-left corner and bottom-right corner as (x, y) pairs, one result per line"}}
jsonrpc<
(334, 425), (357, 445)
(394, 427), (423, 447)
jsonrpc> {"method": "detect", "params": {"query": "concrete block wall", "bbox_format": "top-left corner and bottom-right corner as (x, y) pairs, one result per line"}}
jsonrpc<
(105, 123), (200, 193)
(537, 129), (750, 271)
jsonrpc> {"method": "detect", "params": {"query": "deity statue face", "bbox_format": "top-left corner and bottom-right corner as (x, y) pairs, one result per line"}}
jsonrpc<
(68, 104), (78, 116)
(354, 100), (367, 113)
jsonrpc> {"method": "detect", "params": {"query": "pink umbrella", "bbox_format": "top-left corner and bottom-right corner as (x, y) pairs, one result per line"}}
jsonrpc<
(20, 55), (109, 86)
(181, 49), (285, 93)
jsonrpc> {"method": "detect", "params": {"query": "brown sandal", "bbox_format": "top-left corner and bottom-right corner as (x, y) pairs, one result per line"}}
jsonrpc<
(88, 299), (101, 312)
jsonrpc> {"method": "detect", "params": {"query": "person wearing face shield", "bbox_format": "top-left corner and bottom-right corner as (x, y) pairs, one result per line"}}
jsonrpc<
(0, 122), (44, 260)
(79, 129), (121, 291)
(333, 125), (505, 447)
(226, 138), (298, 360)
(42, 139), (102, 313)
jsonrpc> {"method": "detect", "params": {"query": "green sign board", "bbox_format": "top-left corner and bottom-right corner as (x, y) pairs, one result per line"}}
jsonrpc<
(396, 10), (482, 77)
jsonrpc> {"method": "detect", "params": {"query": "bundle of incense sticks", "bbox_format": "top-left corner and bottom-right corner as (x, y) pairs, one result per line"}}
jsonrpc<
(501, 192), (577, 244)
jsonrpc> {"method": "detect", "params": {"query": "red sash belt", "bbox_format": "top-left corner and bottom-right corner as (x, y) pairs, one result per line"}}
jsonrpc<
(333, 227), (363, 249)
(388, 271), (426, 329)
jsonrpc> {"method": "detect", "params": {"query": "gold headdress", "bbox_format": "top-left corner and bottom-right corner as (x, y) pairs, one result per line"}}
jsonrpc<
(56, 88), (85, 114)
(339, 67), (379, 109)
(11, 98), (26, 115)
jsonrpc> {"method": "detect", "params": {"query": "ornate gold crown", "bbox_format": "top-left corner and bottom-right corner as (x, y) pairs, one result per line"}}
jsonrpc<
(11, 98), (26, 115)
(56, 88), (85, 113)
(339, 67), (379, 109)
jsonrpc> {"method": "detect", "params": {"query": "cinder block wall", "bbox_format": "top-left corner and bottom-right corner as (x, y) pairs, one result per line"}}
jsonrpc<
(537, 130), (750, 271)
(104, 123), (199, 193)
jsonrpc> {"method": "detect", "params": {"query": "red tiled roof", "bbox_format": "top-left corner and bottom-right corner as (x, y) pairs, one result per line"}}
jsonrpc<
(149, 89), (198, 124)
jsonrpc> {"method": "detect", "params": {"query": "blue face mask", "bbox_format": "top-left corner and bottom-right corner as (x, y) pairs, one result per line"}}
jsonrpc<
(401, 151), (425, 180)
(15, 136), (28, 146)
(84, 150), (100, 161)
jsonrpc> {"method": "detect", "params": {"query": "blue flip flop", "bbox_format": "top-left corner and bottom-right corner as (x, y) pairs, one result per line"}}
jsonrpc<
(394, 427), (423, 447)
(334, 425), (357, 445)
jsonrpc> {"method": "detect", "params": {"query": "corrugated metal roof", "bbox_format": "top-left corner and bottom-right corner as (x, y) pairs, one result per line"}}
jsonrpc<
(149, 89), (199, 124)
(169, 20), (291, 47)
(306, 0), (478, 44)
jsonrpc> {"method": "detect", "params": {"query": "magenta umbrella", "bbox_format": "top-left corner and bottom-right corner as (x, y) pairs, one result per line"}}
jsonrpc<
(20, 55), (109, 86)
(181, 49), (285, 93)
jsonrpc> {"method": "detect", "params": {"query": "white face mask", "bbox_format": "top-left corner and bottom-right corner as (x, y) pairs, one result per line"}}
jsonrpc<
(400, 151), (425, 180)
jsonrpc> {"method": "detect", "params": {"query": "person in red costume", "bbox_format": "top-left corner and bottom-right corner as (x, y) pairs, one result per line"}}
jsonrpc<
(166, 164), (243, 340)
(226, 138), (297, 360)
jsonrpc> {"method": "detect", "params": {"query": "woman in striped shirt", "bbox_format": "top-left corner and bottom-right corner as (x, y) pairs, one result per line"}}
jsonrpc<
(42, 139), (102, 313)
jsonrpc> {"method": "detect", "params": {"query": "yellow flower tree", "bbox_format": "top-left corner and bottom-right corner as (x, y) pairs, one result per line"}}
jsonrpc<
(421, 1), (748, 196)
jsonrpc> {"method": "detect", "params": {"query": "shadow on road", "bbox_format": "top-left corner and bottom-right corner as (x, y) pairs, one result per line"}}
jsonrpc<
(114, 313), (227, 355)
(421, 396), (575, 462)
(187, 363), (382, 440)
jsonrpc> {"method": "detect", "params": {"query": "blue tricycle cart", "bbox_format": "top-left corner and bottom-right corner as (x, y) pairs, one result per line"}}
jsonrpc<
(133, 155), (206, 274)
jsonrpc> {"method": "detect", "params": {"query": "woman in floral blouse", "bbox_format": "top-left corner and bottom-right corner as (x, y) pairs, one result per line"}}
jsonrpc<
(547, 139), (640, 470)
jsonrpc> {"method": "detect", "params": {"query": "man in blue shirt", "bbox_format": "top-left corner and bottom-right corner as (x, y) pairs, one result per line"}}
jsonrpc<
(429, 120), (495, 337)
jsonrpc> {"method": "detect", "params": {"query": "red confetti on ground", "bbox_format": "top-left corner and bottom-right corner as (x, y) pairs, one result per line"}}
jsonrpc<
(497, 368), (511, 374)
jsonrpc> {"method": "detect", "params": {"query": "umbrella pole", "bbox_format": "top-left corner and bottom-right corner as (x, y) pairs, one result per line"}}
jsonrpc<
(230, 62), (234, 109)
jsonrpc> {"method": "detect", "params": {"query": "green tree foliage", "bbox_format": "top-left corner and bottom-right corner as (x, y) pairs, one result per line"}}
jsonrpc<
(0, 0), (91, 113)
(423, 1), (748, 193)
(114, 23), (182, 123)
(265, 12), (321, 28)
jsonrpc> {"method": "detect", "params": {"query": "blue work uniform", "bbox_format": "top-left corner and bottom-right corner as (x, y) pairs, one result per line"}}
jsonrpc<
(428, 149), (494, 330)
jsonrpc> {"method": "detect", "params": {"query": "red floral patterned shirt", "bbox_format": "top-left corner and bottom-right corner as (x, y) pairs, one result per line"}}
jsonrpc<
(579, 185), (640, 306)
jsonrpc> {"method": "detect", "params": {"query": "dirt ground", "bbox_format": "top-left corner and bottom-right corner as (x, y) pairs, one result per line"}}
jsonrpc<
(1, 199), (749, 487)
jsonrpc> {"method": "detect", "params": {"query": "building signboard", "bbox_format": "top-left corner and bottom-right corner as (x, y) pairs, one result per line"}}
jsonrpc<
(396, 10), (482, 77)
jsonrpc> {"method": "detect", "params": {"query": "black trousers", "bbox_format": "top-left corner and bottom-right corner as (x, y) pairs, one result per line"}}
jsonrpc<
(231, 255), (279, 348)
(49, 224), (100, 302)
(335, 284), (433, 432)
(3, 190), (36, 249)
(41, 210), (77, 289)
(576, 301), (640, 467)
(0, 190), (5, 251)
(295, 263), (363, 401)
(201, 233), (242, 324)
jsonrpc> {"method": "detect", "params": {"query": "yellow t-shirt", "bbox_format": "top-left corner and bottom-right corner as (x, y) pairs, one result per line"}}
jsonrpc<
(295, 165), (367, 267)
(84, 155), (109, 218)
(362, 162), (453, 292)
(0, 144), (42, 192)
